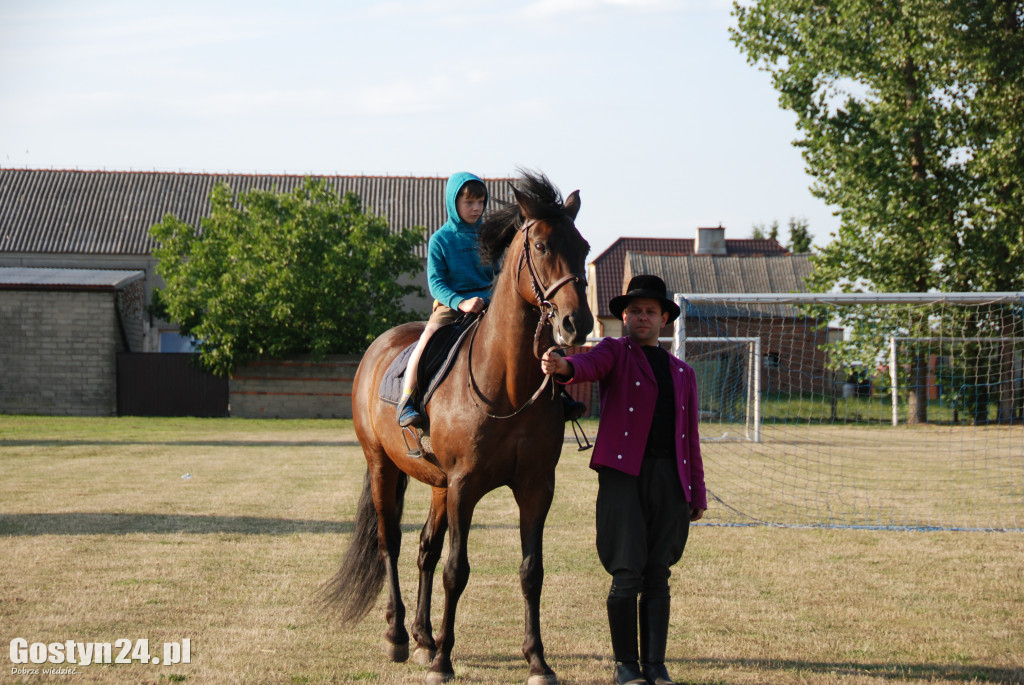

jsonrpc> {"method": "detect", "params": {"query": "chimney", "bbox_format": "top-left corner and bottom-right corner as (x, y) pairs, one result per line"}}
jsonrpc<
(696, 226), (726, 256)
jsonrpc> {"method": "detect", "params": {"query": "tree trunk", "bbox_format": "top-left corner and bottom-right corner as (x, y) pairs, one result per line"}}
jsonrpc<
(997, 341), (1016, 423)
(905, 351), (929, 425)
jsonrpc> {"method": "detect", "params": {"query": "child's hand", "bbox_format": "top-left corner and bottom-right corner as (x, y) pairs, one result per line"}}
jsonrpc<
(458, 297), (485, 314)
(540, 350), (569, 377)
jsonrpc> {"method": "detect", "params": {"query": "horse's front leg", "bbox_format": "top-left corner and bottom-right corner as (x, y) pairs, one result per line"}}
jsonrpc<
(515, 475), (557, 685)
(411, 485), (448, 666)
(427, 481), (476, 684)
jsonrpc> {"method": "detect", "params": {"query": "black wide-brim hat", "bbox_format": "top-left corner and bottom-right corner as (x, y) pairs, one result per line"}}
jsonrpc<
(609, 274), (681, 323)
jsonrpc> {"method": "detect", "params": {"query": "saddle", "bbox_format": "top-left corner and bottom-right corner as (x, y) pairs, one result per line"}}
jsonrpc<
(378, 316), (478, 424)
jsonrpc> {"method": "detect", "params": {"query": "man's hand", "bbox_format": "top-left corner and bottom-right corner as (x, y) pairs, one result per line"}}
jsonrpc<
(541, 349), (570, 377)
(690, 508), (706, 522)
(458, 297), (485, 314)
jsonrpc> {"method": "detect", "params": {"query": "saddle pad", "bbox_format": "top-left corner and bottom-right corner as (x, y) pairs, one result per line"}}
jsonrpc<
(377, 318), (478, 408)
(379, 343), (416, 406)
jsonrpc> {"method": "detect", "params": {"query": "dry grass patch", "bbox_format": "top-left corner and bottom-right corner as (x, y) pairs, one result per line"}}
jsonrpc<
(1, 416), (1021, 684)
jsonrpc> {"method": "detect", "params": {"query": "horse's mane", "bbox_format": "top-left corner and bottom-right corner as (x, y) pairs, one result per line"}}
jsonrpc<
(477, 170), (573, 266)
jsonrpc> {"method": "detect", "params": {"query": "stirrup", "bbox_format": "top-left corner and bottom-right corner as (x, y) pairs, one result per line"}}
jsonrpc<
(570, 416), (592, 451)
(401, 426), (423, 458)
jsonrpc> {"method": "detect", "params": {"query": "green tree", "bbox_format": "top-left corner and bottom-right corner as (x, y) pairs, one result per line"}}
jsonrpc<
(787, 217), (812, 253)
(751, 219), (780, 241)
(732, 0), (1024, 422)
(150, 178), (425, 376)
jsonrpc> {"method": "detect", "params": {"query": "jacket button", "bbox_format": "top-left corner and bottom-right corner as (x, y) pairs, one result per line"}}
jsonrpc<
(681, 434), (685, 438)
(629, 407), (634, 412)
(624, 431), (629, 436)
(635, 381), (640, 386)
(617, 455), (623, 459)
(683, 459), (687, 464)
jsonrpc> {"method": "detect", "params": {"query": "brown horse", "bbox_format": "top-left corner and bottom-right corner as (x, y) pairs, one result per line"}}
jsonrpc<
(322, 172), (593, 684)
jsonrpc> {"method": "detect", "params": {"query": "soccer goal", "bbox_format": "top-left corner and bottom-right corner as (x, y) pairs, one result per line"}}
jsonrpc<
(674, 292), (1024, 531)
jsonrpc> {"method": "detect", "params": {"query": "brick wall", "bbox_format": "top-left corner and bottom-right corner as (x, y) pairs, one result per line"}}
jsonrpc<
(0, 290), (121, 415)
(229, 356), (361, 418)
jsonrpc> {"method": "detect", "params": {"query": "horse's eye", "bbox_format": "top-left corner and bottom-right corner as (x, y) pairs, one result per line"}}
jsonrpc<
(534, 242), (546, 254)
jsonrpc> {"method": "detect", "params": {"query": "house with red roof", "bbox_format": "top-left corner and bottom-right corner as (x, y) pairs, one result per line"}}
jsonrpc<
(586, 226), (790, 338)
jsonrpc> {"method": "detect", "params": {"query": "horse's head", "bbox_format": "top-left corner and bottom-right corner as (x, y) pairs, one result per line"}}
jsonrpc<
(508, 177), (594, 348)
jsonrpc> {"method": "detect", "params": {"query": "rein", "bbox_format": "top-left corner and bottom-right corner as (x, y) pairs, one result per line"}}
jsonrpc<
(467, 218), (586, 421)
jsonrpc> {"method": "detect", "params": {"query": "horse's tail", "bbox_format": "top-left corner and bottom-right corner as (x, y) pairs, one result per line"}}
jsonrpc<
(320, 468), (408, 624)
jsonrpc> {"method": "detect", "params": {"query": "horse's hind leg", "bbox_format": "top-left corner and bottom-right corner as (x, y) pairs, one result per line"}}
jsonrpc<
(369, 453), (411, 662)
(514, 478), (558, 685)
(411, 485), (448, 666)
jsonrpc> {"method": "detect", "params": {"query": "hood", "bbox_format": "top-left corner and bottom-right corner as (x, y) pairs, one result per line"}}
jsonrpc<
(444, 171), (487, 230)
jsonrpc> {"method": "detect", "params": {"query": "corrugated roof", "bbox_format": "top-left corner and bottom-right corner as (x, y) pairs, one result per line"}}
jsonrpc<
(0, 169), (514, 259)
(589, 236), (789, 318)
(624, 252), (814, 317)
(0, 266), (145, 290)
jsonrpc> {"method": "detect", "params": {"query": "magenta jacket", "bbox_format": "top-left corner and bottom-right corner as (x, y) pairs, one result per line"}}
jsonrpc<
(562, 336), (707, 510)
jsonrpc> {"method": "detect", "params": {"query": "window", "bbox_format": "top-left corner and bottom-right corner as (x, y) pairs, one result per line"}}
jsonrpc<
(160, 332), (198, 353)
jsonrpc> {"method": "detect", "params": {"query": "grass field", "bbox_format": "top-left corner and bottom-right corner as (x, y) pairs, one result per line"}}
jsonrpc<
(698, 422), (1024, 531)
(1, 416), (1022, 684)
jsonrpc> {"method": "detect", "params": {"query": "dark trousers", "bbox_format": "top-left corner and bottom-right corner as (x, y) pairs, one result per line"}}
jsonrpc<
(596, 457), (690, 599)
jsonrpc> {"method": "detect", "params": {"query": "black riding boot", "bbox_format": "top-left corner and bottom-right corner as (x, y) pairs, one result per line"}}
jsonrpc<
(607, 595), (646, 685)
(639, 596), (675, 685)
(560, 387), (587, 421)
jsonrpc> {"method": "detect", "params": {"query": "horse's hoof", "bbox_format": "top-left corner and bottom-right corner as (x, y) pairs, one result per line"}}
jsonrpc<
(527, 673), (558, 685)
(425, 670), (455, 684)
(411, 646), (436, 666)
(382, 640), (409, 663)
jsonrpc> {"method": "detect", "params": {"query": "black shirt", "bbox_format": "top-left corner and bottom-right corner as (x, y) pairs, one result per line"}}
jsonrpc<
(642, 344), (676, 460)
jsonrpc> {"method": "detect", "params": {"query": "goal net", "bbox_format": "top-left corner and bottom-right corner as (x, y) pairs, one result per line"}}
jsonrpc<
(674, 292), (1024, 531)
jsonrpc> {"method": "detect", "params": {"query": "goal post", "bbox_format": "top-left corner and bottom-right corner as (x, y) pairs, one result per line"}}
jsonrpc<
(672, 291), (1024, 531)
(676, 337), (762, 443)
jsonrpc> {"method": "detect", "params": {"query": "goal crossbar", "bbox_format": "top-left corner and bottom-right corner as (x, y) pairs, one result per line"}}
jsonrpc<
(674, 292), (1024, 305)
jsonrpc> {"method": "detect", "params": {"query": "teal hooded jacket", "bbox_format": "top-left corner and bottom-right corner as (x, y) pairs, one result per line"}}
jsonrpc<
(427, 172), (496, 310)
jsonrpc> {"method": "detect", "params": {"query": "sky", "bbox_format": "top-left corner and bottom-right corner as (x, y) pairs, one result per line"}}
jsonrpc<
(0, 0), (840, 260)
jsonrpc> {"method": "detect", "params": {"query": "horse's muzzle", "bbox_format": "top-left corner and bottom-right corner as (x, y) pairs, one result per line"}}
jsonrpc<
(555, 308), (594, 348)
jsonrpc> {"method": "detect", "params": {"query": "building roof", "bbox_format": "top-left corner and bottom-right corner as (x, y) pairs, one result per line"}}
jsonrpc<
(624, 252), (814, 317)
(0, 169), (514, 259)
(589, 236), (788, 318)
(0, 266), (145, 291)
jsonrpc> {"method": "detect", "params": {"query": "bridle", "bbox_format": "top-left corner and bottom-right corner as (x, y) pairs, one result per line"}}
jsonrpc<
(467, 217), (587, 420)
(516, 218), (587, 359)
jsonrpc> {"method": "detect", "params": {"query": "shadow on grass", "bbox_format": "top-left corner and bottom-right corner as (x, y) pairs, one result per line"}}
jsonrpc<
(458, 653), (1022, 684)
(0, 513), (521, 537)
(0, 439), (362, 448)
(0, 512), (353, 536)
(683, 656), (1023, 684)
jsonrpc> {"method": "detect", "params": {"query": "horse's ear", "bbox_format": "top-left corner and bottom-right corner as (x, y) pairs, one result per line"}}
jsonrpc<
(512, 184), (541, 220)
(564, 190), (581, 220)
